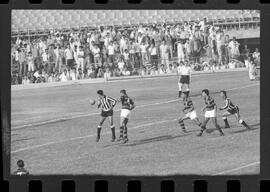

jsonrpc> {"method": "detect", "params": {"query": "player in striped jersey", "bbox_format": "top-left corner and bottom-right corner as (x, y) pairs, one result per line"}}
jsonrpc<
(219, 90), (251, 129)
(178, 91), (204, 133)
(197, 89), (224, 136)
(96, 90), (117, 142)
(117, 89), (135, 144)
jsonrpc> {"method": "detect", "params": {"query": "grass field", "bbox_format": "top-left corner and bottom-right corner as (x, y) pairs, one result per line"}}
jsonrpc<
(11, 71), (260, 175)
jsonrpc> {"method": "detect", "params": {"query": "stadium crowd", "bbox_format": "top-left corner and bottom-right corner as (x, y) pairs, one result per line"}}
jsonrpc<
(11, 18), (260, 85)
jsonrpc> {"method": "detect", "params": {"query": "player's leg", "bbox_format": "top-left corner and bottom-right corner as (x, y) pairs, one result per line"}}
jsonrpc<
(211, 117), (224, 136)
(108, 113), (116, 142)
(192, 117), (203, 128)
(184, 83), (190, 97)
(234, 108), (251, 129)
(117, 116), (125, 141)
(96, 116), (106, 142)
(178, 82), (183, 98)
(222, 111), (232, 128)
(178, 116), (189, 133)
(122, 118), (129, 143)
(197, 117), (209, 136)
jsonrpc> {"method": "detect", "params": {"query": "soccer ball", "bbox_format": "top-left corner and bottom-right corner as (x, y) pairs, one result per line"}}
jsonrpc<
(89, 99), (96, 105)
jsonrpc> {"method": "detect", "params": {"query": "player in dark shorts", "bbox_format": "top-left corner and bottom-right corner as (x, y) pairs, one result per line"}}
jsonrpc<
(178, 91), (204, 133)
(197, 89), (224, 136)
(219, 90), (251, 129)
(96, 90), (117, 142)
(117, 89), (135, 144)
(13, 160), (29, 175)
(178, 60), (192, 97)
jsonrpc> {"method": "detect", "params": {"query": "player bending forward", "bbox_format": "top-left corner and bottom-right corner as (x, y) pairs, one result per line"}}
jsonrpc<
(178, 91), (204, 133)
(197, 89), (224, 136)
(96, 90), (117, 142)
(117, 89), (135, 144)
(219, 90), (251, 129)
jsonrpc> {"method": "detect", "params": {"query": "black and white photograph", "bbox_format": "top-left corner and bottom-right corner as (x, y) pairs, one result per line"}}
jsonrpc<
(10, 9), (260, 175)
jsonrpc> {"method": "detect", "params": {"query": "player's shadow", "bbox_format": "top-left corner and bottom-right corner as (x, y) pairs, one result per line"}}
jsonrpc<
(205, 123), (260, 134)
(12, 137), (37, 142)
(121, 133), (191, 147)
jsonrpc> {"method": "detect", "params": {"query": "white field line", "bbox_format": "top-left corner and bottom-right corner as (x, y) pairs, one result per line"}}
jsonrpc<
(214, 161), (260, 175)
(11, 83), (259, 154)
(11, 119), (176, 154)
(12, 83), (259, 130)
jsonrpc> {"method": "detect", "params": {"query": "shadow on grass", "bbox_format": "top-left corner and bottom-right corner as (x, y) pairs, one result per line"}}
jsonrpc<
(120, 133), (192, 147)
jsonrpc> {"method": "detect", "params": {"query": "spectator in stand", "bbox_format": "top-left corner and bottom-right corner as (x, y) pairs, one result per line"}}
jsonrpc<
(59, 69), (68, 82)
(149, 42), (159, 71)
(41, 48), (49, 73)
(228, 37), (240, 61)
(77, 45), (85, 74)
(160, 40), (170, 69)
(54, 44), (62, 74)
(175, 39), (185, 63)
(140, 41), (148, 66)
(64, 44), (74, 71)
(216, 30), (226, 65)
(27, 52), (34, 72)
(92, 44), (101, 67)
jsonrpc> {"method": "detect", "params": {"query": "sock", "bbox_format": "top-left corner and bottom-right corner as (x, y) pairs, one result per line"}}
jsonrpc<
(239, 119), (248, 128)
(123, 126), (128, 139)
(222, 117), (230, 127)
(178, 91), (182, 98)
(111, 126), (116, 138)
(119, 126), (123, 138)
(97, 126), (102, 138)
(178, 119), (186, 130)
(186, 90), (190, 97)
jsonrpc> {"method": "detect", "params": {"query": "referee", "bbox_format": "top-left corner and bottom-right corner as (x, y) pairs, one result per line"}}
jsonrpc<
(96, 90), (117, 142)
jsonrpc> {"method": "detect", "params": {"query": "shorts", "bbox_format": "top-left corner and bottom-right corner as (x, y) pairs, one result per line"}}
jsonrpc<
(67, 59), (74, 69)
(180, 75), (190, 84)
(101, 110), (113, 117)
(205, 109), (216, 118)
(185, 110), (197, 120)
(228, 106), (239, 115)
(120, 109), (131, 119)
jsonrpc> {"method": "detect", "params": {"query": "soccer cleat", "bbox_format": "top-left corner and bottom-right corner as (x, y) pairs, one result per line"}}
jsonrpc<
(117, 136), (123, 141)
(197, 131), (203, 136)
(220, 132), (225, 136)
(122, 138), (128, 144)
(111, 136), (116, 142)
(224, 125), (230, 129)
(96, 136), (100, 142)
(182, 128), (188, 133)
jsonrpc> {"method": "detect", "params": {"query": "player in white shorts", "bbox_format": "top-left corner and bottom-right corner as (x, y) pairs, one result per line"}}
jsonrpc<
(197, 89), (224, 136)
(177, 60), (192, 98)
(178, 91), (204, 133)
(117, 89), (135, 144)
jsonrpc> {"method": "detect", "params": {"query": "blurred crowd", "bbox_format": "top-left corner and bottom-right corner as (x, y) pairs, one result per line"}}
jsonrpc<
(11, 18), (260, 85)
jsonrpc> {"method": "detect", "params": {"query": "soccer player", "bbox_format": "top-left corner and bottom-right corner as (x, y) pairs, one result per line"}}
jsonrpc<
(177, 60), (192, 98)
(178, 91), (204, 133)
(13, 160), (29, 176)
(117, 89), (135, 144)
(219, 90), (251, 129)
(96, 90), (117, 142)
(197, 89), (224, 136)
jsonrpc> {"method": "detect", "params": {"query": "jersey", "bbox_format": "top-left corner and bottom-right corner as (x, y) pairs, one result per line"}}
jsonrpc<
(98, 96), (116, 112)
(13, 168), (29, 176)
(204, 96), (216, 111)
(220, 98), (238, 113)
(120, 95), (134, 110)
(182, 98), (194, 113)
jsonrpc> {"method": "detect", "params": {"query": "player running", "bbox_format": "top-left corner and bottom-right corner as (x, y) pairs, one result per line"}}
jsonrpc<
(177, 60), (192, 98)
(178, 91), (204, 133)
(96, 90), (117, 142)
(197, 89), (224, 136)
(117, 89), (135, 144)
(219, 90), (251, 129)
